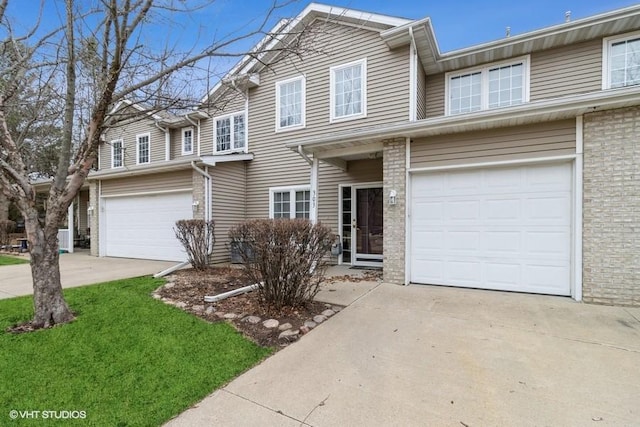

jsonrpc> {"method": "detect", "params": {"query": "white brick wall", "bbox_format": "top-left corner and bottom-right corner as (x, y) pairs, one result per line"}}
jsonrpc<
(583, 106), (640, 306)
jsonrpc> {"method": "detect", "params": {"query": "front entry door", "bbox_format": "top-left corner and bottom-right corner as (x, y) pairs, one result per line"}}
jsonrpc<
(353, 186), (383, 267)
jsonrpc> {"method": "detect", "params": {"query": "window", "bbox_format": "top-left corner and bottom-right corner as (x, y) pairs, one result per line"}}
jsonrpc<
(111, 139), (123, 168)
(276, 76), (305, 130)
(270, 187), (311, 219)
(182, 127), (193, 155)
(604, 33), (640, 89)
(446, 57), (529, 115)
(330, 58), (367, 121)
(136, 133), (150, 164)
(214, 112), (246, 153)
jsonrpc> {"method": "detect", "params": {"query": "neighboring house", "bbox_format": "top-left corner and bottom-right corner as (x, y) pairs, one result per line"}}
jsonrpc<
(88, 3), (640, 307)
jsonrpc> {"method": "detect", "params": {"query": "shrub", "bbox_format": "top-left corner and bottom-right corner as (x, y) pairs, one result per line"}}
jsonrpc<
(228, 219), (335, 310)
(0, 220), (15, 245)
(174, 219), (215, 270)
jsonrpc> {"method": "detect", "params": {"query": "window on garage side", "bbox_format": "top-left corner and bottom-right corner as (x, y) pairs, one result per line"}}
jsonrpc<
(269, 186), (311, 219)
(111, 139), (123, 168)
(136, 133), (150, 164)
(182, 127), (193, 155)
(604, 33), (640, 89)
(446, 56), (529, 115)
(214, 112), (246, 153)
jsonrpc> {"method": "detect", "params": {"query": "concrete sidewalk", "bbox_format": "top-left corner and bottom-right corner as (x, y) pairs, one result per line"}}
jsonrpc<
(166, 283), (640, 427)
(0, 252), (175, 299)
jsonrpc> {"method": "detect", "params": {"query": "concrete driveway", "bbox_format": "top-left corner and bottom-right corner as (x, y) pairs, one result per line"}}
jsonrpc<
(0, 252), (175, 299)
(168, 282), (640, 426)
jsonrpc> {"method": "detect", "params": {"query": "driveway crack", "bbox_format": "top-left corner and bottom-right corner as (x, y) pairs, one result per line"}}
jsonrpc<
(221, 389), (311, 425)
(302, 394), (330, 426)
(624, 308), (640, 324)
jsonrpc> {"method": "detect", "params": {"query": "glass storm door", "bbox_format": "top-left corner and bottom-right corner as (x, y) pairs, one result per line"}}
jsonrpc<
(353, 186), (383, 266)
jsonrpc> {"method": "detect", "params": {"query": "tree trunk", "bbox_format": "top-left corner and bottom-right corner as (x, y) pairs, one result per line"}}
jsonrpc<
(25, 212), (74, 328)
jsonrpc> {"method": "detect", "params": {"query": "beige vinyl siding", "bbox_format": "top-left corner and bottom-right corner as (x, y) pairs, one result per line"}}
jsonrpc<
(416, 64), (427, 119)
(210, 161), (246, 264)
(424, 72), (445, 118)
(530, 39), (602, 100)
(200, 90), (247, 155)
(245, 20), (407, 221)
(100, 169), (193, 196)
(78, 190), (89, 235)
(100, 118), (165, 169)
(170, 128), (182, 159)
(411, 119), (576, 168)
(318, 159), (382, 233)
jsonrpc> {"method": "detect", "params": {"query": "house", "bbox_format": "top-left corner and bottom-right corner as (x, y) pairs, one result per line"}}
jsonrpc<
(88, 3), (640, 307)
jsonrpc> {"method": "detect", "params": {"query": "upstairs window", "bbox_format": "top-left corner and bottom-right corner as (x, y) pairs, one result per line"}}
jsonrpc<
(111, 139), (123, 168)
(214, 112), (246, 153)
(330, 59), (367, 121)
(604, 33), (640, 89)
(182, 127), (193, 155)
(446, 57), (529, 115)
(136, 133), (150, 164)
(270, 186), (311, 219)
(276, 76), (305, 130)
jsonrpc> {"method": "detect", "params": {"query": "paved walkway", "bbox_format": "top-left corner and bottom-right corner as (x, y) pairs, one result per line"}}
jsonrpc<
(0, 252), (175, 299)
(167, 282), (640, 426)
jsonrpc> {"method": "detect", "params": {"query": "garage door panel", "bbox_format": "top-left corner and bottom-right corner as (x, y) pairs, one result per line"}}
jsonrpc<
(103, 192), (191, 262)
(411, 162), (572, 296)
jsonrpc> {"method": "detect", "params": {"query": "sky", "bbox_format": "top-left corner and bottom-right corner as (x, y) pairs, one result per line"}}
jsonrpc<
(4, 0), (640, 92)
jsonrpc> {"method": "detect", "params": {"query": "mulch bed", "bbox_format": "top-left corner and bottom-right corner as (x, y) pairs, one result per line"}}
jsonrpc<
(155, 266), (380, 348)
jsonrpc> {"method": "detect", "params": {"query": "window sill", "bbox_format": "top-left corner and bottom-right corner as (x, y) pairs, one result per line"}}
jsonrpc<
(275, 125), (306, 133)
(329, 113), (367, 124)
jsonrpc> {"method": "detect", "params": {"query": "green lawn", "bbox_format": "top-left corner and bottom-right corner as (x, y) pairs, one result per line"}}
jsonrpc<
(0, 277), (272, 426)
(0, 255), (29, 265)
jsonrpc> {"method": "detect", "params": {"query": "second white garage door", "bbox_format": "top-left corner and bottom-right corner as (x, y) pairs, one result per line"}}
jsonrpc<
(102, 192), (192, 262)
(410, 162), (572, 295)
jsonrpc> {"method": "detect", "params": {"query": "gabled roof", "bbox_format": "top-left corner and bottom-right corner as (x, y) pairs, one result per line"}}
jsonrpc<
(107, 99), (166, 121)
(383, 4), (640, 74)
(201, 3), (412, 105)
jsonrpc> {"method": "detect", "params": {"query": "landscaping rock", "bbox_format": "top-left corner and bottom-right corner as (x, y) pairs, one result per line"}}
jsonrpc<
(278, 323), (293, 331)
(304, 320), (317, 329)
(192, 305), (205, 313)
(321, 309), (336, 317)
(313, 315), (327, 324)
(152, 293), (162, 300)
(164, 282), (176, 289)
(215, 312), (226, 319)
(205, 306), (216, 315)
(332, 306), (342, 312)
(244, 316), (261, 324)
(299, 325), (311, 335)
(263, 319), (279, 329)
(175, 301), (187, 309)
(223, 313), (238, 319)
(278, 329), (299, 341)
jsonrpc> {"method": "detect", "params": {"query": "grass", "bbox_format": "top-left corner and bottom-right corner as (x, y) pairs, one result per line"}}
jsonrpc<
(0, 254), (29, 266)
(0, 276), (272, 426)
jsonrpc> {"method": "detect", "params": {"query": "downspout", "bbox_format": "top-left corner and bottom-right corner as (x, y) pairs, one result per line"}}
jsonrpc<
(155, 161), (213, 278)
(408, 27), (418, 122)
(297, 145), (313, 165)
(154, 122), (170, 161)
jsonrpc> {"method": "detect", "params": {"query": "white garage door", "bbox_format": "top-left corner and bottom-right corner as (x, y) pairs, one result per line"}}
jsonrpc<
(102, 192), (192, 262)
(411, 162), (572, 295)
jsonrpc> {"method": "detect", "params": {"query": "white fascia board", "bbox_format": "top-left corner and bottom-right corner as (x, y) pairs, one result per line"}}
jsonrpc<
(200, 153), (254, 166)
(287, 86), (640, 151)
(107, 99), (164, 121)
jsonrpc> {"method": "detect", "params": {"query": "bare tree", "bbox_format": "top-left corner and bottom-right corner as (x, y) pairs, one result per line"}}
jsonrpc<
(0, 0), (316, 329)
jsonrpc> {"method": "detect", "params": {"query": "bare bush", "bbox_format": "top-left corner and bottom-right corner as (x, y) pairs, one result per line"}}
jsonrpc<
(0, 220), (15, 245)
(174, 219), (215, 271)
(229, 219), (335, 310)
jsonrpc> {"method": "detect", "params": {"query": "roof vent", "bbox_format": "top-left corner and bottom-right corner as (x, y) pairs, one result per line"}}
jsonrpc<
(565, 11), (571, 22)
(505, 26), (511, 37)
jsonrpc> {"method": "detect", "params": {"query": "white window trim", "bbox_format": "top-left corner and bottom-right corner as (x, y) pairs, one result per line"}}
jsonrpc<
(602, 30), (640, 90)
(444, 55), (530, 116)
(329, 58), (368, 123)
(275, 75), (306, 132)
(181, 126), (194, 155)
(110, 139), (123, 169)
(213, 111), (248, 154)
(135, 133), (151, 165)
(268, 185), (311, 219)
